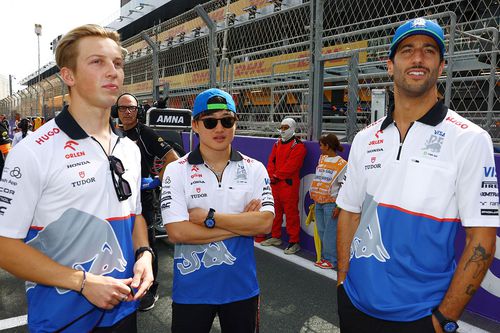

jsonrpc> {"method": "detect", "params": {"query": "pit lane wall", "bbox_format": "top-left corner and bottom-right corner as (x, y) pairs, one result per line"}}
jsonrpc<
(182, 133), (500, 322)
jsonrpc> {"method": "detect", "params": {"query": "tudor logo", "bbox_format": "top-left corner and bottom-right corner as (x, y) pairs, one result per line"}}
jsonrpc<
(64, 140), (79, 151)
(196, 187), (201, 193)
(79, 171), (85, 178)
(72, 177), (96, 188)
(371, 156), (376, 163)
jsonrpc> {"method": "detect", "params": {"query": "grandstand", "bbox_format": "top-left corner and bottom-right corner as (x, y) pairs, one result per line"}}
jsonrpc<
(0, 0), (498, 143)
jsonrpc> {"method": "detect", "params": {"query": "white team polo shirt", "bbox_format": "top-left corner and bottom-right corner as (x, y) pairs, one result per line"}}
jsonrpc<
(337, 101), (499, 321)
(161, 146), (274, 304)
(0, 106), (142, 331)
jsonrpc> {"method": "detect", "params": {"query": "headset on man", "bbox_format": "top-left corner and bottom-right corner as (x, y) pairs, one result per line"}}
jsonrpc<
(111, 93), (145, 120)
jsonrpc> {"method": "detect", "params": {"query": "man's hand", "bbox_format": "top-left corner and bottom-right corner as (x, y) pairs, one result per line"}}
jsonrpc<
(188, 208), (209, 225)
(131, 252), (154, 300)
(333, 207), (340, 219)
(244, 199), (261, 212)
(337, 272), (347, 287)
(81, 273), (133, 310)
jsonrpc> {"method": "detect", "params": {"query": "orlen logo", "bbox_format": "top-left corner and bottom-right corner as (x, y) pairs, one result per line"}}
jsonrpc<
(64, 140), (79, 151)
(36, 128), (61, 145)
(65, 151), (86, 159)
(445, 116), (468, 129)
(369, 139), (384, 145)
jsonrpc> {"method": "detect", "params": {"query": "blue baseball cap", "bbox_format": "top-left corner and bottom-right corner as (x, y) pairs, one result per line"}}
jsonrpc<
(389, 18), (445, 59)
(192, 88), (236, 118)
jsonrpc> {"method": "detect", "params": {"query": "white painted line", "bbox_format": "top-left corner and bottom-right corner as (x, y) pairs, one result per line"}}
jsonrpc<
(0, 314), (27, 330)
(300, 315), (341, 333)
(457, 320), (491, 333)
(255, 242), (493, 333)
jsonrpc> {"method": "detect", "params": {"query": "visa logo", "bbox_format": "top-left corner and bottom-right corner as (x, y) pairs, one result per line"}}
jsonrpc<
(484, 167), (497, 178)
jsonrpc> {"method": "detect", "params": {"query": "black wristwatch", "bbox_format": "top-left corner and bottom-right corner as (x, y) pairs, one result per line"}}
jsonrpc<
(204, 208), (216, 228)
(432, 308), (459, 333)
(135, 246), (155, 262)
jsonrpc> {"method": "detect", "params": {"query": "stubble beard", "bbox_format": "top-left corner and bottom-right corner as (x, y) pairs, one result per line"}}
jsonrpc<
(393, 66), (439, 98)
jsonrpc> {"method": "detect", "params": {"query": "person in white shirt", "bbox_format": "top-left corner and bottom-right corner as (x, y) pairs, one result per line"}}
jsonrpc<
(0, 24), (153, 333)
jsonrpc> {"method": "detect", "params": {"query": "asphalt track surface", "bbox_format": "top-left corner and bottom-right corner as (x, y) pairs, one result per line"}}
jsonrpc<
(1, 240), (499, 332)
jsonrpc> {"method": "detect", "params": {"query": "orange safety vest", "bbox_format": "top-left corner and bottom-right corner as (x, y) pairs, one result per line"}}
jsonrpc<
(310, 155), (347, 204)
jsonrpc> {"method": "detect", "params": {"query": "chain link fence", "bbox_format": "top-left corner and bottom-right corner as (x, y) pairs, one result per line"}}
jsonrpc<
(1, 0), (498, 143)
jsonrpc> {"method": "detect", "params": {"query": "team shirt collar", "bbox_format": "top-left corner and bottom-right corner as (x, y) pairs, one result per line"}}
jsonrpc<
(187, 144), (243, 165)
(380, 100), (447, 131)
(55, 105), (125, 139)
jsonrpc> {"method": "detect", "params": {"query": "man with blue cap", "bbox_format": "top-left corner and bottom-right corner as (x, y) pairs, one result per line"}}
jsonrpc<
(161, 88), (275, 332)
(336, 18), (498, 333)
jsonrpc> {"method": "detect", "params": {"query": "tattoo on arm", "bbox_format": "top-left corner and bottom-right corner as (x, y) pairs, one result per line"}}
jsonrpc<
(463, 243), (491, 279)
(466, 284), (477, 296)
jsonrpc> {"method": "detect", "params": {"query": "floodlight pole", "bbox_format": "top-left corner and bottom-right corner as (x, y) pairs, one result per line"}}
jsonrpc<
(35, 24), (42, 116)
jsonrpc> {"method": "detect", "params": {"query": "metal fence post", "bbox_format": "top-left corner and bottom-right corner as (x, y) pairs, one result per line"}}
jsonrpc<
(486, 28), (498, 132)
(55, 73), (66, 108)
(44, 79), (55, 117)
(310, 0), (324, 141)
(444, 13), (456, 106)
(141, 32), (160, 102)
(346, 51), (360, 144)
(195, 4), (217, 88)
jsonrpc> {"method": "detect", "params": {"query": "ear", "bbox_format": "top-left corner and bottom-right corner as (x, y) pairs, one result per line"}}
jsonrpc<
(438, 59), (445, 77)
(60, 67), (75, 87)
(191, 119), (199, 134)
(387, 59), (394, 77)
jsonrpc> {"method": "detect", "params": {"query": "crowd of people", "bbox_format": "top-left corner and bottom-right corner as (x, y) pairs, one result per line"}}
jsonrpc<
(0, 17), (497, 333)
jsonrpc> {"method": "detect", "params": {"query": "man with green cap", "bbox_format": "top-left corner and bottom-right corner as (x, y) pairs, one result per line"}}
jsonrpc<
(161, 88), (275, 332)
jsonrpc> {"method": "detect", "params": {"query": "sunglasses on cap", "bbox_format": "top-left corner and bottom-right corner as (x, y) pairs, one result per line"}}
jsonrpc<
(199, 116), (236, 129)
(108, 155), (132, 201)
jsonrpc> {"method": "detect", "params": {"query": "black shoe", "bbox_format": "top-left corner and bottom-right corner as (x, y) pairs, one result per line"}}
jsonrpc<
(139, 285), (159, 311)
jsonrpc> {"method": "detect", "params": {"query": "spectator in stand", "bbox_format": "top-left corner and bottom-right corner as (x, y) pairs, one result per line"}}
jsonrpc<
(261, 118), (307, 254)
(309, 133), (347, 270)
(12, 118), (32, 147)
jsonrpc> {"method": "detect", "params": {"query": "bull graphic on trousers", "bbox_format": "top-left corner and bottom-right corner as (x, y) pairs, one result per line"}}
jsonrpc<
(174, 241), (237, 275)
(26, 208), (127, 294)
(351, 194), (390, 262)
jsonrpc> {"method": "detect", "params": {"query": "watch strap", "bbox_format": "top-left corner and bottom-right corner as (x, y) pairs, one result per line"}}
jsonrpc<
(135, 246), (155, 261)
(207, 208), (215, 220)
(204, 208), (216, 228)
(432, 308), (458, 333)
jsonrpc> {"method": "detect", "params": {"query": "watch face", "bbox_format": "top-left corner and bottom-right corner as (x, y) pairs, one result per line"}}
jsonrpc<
(205, 218), (215, 228)
(444, 322), (458, 332)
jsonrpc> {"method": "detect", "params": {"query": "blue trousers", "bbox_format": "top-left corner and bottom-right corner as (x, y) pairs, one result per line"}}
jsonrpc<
(314, 202), (338, 265)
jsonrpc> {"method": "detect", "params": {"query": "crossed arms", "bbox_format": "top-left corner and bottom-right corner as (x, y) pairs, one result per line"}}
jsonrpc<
(166, 199), (274, 244)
